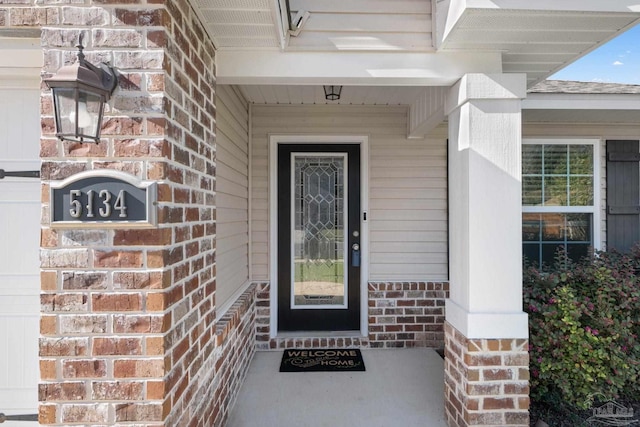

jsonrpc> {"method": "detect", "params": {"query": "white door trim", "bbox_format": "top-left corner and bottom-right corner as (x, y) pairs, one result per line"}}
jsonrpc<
(269, 135), (370, 337)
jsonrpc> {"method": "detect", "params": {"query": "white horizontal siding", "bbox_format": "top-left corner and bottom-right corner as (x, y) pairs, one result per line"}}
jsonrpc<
(251, 104), (448, 282)
(291, 0), (429, 14)
(370, 134), (448, 254)
(287, 0), (433, 52)
(216, 86), (250, 311)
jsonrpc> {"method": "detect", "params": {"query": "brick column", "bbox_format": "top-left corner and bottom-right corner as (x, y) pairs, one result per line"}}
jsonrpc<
(444, 74), (530, 426)
(444, 323), (529, 426)
(38, 0), (218, 425)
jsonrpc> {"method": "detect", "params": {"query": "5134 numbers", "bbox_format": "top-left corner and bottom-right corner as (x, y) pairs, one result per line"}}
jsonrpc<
(69, 189), (128, 219)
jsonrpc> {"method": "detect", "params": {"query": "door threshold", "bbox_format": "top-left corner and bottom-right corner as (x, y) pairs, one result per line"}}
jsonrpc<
(276, 331), (364, 338)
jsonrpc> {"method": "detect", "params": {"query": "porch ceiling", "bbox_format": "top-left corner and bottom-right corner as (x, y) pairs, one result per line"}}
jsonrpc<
(202, 1), (640, 126)
(195, 1), (640, 89)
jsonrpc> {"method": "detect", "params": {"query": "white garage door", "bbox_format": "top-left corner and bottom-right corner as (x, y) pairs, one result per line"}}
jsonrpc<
(0, 38), (42, 426)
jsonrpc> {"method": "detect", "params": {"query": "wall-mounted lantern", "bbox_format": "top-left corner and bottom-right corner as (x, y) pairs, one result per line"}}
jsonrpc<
(45, 35), (118, 143)
(323, 85), (342, 101)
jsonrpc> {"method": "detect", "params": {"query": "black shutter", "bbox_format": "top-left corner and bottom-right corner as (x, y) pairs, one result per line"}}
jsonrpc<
(606, 140), (640, 252)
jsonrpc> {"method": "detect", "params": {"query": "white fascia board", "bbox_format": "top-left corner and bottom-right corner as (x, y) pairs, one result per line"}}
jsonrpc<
(437, 0), (640, 50)
(216, 50), (502, 86)
(436, 0), (464, 48)
(463, 0), (640, 13)
(271, 0), (288, 49)
(523, 93), (640, 110)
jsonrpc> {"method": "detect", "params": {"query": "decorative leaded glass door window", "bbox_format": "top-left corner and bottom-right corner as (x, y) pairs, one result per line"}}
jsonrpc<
(292, 155), (347, 308)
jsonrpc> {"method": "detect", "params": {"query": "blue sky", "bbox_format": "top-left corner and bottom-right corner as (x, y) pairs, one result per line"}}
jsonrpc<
(551, 24), (640, 85)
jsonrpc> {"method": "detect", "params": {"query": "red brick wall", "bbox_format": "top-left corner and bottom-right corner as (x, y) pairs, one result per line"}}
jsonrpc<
(31, 0), (231, 424)
(210, 285), (256, 426)
(369, 281), (448, 348)
(444, 322), (530, 427)
(255, 281), (449, 349)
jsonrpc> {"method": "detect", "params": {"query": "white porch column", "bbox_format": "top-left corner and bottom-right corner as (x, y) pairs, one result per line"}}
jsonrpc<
(443, 74), (530, 427)
(445, 73), (528, 340)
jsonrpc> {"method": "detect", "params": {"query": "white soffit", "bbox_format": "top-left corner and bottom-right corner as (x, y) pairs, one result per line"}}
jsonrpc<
(440, 8), (640, 87)
(190, 0), (281, 48)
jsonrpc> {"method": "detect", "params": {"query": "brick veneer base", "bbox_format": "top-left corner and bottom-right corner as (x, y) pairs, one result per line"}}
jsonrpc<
(167, 284), (256, 426)
(255, 281), (449, 349)
(210, 285), (256, 426)
(369, 281), (448, 348)
(444, 322), (530, 427)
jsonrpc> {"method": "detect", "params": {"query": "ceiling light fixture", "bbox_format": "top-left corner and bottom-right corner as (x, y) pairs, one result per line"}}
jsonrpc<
(323, 85), (342, 101)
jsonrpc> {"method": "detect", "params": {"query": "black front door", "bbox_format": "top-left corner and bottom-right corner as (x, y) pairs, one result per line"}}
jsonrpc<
(278, 144), (361, 331)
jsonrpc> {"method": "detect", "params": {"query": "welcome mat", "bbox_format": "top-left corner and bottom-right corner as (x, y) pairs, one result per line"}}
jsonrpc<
(280, 348), (366, 372)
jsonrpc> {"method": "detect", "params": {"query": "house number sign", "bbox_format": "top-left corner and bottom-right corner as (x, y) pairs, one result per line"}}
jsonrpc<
(50, 170), (157, 228)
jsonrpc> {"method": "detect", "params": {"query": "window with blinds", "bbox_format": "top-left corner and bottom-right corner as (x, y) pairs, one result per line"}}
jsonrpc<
(522, 140), (599, 269)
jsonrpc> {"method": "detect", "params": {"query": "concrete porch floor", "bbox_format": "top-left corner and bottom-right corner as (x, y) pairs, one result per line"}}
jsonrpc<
(227, 347), (447, 427)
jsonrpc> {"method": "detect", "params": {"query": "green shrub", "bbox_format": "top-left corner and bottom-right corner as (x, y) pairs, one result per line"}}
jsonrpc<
(524, 248), (640, 409)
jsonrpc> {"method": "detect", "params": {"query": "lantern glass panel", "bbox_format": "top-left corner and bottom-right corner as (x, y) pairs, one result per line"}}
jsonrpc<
(52, 87), (104, 142)
(81, 90), (103, 140)
(52, 87), (77, 136)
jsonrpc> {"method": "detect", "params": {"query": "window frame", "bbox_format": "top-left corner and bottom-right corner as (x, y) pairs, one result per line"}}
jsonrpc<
(522, 138), (602, 264)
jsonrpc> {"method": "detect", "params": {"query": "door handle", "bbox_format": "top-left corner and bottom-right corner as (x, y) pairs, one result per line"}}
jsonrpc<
(351, 243), (360, 267)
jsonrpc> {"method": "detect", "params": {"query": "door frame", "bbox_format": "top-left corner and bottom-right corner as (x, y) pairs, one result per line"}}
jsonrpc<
(269, 135), (369, 337)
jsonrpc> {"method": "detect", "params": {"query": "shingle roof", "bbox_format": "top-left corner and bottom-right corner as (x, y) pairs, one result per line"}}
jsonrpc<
(529, 80), (640, 94)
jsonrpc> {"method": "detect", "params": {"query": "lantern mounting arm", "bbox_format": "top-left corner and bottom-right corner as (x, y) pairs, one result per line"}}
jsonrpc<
(75, 34), (117, 101)
(82, 61), (117, 101)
